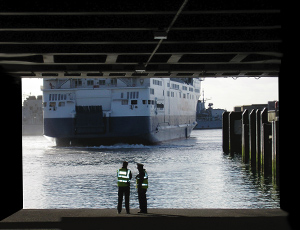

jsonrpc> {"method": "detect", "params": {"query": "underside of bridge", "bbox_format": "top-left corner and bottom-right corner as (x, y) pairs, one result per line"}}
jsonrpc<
(0, 0), (281, 78)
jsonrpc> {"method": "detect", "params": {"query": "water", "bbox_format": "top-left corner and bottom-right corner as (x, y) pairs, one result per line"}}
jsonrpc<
(23, 129), (279, 209)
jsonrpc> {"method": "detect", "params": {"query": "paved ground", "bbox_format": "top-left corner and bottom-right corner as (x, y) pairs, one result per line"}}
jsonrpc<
(0, 209), (291, 230)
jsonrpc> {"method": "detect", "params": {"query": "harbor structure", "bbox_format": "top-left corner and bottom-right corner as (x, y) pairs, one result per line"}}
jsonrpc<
(223, 101), (279, 186)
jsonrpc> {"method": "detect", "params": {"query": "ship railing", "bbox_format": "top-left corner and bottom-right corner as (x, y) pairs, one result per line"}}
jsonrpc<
(56, 78), (71, 89)
(118, 78), (134, 87)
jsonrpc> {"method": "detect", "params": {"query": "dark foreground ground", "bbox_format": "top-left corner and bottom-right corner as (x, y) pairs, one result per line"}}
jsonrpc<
(0, 209), (291, 230)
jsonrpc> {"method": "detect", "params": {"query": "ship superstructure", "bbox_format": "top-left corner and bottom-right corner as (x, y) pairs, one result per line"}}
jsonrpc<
(42, 77), (201, 146)
(195, 96), (226, 129)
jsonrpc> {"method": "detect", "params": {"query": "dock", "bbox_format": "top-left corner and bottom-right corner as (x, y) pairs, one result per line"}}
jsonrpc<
(222, 101), (279, 186)
(0, 209), (291, 230)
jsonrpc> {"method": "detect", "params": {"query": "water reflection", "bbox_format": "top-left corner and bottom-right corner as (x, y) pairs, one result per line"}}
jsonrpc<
(23, 130), (279, 209)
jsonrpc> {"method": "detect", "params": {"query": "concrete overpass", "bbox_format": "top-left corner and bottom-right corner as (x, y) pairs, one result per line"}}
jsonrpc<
(1, 2), (295, 228)
(0, 0), (281, 78)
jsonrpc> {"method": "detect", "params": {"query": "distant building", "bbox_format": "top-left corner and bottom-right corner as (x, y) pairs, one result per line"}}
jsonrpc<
(22, 95), (43, 135)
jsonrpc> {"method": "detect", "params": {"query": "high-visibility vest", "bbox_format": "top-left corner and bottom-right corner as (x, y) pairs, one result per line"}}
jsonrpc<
(136, 170), (148, 189)
(117, 168), (131, 187)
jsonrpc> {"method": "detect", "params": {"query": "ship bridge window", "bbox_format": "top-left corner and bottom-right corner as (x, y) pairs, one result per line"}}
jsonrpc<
(157, 103), (164, 109)
(87, 80), (94, 86)
(111, 79), (117, 85)
(50, 102), (56, 107)
(182, 86), (187, 91)
(59, 102), (65, 107)
(128, 91), (140, 99)
(153, 80), (162, 86)
(150, 88), (154, 95)
(171, 84), (179, 89)
(99, 80), (106, 85)
(121, 100), (128, 105)
(75, 79), (82, 87)
(49, 93), (67, 101)
(189, 87), (193, 92)
(131, 100), (138, 105)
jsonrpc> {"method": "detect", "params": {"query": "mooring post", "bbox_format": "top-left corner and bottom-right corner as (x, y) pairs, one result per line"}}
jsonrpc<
(256, 109), (261, 171)
(229, 111), (242, 156)
(272, 120), (279, 187)
(242, 109), (249, 163)
(261, 108), (272, 176)
(249, 109), (256, 171)
(222, 111), (230, 154)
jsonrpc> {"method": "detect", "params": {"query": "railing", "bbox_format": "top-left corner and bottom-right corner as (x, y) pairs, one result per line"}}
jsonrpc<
(56, 78), (71, 89)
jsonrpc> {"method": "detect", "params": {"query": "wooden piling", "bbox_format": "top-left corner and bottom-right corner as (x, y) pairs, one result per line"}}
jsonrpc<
(222, 111), (230, 154)
(272, 120), (279, 187)
(261, 108), (272, 176)
(229, 111), (242, 156)
(242, 109), (249, 163)
(262, 123), (272, 176)
(249, 109), (256, 171)
(256, 109), (261, 171)
(222, 104), (279, 189)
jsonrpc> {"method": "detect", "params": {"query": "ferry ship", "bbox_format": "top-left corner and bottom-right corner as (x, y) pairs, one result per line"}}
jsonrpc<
(42, 77), (201, 146)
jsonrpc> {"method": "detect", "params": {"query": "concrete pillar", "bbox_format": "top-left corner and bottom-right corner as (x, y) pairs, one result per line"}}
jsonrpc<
(222, 111), (230, 154)
(229, 111), (242, 156)
(249, 109), (256, 171)
(1, 67), (22, 220)
(242, 109), (249, 163)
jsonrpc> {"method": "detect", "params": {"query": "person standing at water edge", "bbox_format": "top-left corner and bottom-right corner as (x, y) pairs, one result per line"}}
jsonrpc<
(117, 161), (132, 214)
(136, 163), (148, 213)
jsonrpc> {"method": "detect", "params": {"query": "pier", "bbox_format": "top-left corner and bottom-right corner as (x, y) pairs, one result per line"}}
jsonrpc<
(0, 209), (290, 230)
(222, 101), (279, 186)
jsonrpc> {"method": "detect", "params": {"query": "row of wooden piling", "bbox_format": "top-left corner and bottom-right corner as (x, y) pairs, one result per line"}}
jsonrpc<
(222, 108), (279, 187)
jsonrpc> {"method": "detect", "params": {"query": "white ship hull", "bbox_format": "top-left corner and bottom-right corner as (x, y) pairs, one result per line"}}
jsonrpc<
(42, 77), (201, 146)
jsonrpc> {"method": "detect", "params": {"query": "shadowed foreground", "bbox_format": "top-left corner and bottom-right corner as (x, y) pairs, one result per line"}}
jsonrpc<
(1, 209), (291, 230)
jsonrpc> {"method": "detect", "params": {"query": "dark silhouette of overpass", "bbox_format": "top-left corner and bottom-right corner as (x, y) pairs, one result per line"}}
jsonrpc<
(0, 0), (281, 78)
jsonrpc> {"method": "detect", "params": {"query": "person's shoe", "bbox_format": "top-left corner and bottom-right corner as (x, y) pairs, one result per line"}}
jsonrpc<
(138, 210), (147, 213)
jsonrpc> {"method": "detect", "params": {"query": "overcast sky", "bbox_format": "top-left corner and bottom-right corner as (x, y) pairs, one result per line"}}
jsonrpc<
(22, 77), (279, 111)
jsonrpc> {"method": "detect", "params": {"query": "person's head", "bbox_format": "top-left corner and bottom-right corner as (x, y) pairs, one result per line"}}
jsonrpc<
(137, 163), (144, 171)
(122, 161), (128, 168)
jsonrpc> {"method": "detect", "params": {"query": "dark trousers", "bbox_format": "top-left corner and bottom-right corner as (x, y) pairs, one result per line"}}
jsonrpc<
(138, 188), (147, 213)
(118, 186), (130, 213)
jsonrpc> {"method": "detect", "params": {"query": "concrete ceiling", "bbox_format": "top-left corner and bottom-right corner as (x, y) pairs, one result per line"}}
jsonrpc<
(0, 0), (281, 78)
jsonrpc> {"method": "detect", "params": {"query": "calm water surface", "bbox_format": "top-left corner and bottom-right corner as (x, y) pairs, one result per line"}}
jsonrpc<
(23, 129), (279, 209)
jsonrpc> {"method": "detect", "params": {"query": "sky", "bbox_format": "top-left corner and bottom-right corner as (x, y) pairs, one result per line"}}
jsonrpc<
(22, 77), (279, 111)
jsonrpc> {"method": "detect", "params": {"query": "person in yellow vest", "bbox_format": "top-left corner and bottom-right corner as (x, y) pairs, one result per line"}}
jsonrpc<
(117, 161), (132, 214)
(136, 163), (148, 213)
